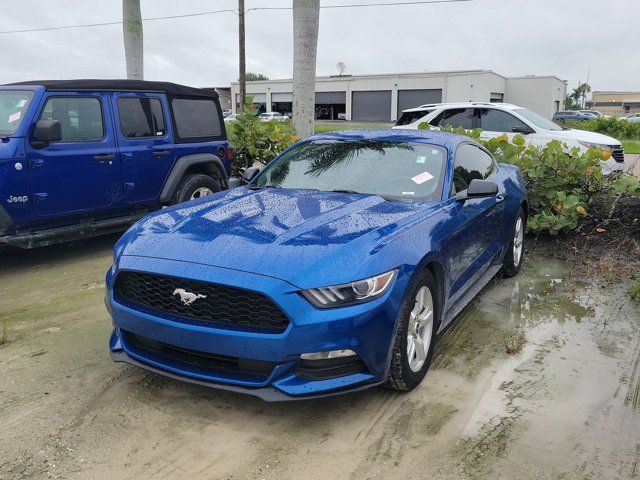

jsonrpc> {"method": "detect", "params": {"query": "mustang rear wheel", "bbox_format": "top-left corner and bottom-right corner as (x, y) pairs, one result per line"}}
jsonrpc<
(386, 269), (439, 391)
(502, 206), (525, 278)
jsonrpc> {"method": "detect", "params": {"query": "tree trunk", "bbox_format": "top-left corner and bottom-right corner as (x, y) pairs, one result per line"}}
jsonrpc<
(123, 0), (144, 80)
(292, 0), (320, 138)
(238, 0), (246, 111)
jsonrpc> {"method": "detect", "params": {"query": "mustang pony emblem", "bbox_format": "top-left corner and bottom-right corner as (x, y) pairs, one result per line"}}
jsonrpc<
(173, 288), (207, 305)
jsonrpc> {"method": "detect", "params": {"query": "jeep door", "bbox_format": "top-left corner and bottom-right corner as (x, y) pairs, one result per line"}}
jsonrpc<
(112, 93), (175, 204)
(25, 92), (120, 217)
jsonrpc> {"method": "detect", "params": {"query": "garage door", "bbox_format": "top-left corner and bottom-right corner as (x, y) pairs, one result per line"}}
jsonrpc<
(352, 91), (392, 122)
(397, 89), (442, 117)
(316, 91), (346, 104)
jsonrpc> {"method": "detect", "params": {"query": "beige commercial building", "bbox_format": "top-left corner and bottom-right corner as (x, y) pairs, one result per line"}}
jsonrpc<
(590, 91), (640, 117)
(231, 70), (567, 121)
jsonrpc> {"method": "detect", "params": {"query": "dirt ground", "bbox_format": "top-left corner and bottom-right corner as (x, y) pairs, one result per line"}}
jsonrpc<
(1, 234), (639, 480)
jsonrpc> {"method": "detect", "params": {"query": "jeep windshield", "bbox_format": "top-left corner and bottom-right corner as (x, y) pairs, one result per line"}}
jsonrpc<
(0, 90), (35, 135)
(253, 139), (447, 201)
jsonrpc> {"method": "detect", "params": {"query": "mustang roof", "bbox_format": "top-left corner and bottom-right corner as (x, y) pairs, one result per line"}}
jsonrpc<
(308, 128), (474, 152)
(4, 79), (218, 98)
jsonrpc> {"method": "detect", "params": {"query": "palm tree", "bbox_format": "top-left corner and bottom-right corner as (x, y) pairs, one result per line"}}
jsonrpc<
(292, 0), (320, 138)
(123, 0), (143, 80)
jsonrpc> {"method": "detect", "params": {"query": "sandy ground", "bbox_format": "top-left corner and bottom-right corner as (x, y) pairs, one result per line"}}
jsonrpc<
(1, 236), (640, 480)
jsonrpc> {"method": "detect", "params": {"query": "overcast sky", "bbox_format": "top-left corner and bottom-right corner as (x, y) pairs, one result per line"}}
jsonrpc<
(0, 0), (638, 94)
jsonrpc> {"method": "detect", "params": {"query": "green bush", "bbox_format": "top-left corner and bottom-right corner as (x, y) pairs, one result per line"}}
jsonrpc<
(418, 122), (640, 235)
(564, 116), (640, 140)
(226, 97), (297, 176)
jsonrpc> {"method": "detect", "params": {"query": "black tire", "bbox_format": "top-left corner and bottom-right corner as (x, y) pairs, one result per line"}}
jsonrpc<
(386, 269), (440, 391)
(501, 207), (525, 278)
(173, 174), (221, 205)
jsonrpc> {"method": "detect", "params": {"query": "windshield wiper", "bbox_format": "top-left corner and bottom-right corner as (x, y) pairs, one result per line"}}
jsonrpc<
(248, 184), (278, 190)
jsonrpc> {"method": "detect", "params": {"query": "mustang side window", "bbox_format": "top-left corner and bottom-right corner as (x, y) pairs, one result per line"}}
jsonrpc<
(39, 97), (104, 142)
(452, 144), (496, 194)
(118, 97), (165, 138)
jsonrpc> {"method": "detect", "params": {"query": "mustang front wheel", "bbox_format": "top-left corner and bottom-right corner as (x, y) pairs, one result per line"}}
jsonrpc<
(502, 206), (525, 278)
(386, 269), (439, 391)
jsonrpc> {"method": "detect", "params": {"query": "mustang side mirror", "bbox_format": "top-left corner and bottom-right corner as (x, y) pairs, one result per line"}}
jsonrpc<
(455, 179), (498, 202)
(512, 124), (534, 135)
(32, 119), (62, 147)
(241, 166), (261, 184)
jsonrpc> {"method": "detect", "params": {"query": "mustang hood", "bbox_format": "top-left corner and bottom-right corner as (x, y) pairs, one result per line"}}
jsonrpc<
(118, 187), (438, 288)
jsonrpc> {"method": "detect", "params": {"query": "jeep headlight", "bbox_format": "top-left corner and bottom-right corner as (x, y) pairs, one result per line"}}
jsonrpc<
(301, 270), (397, 308)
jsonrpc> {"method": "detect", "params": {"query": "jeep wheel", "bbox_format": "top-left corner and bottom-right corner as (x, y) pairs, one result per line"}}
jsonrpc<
(173, 174), (221, 205)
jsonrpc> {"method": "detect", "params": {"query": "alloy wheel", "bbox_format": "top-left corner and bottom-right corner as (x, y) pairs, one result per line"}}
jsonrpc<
(190, 187), (213, 200)
(513, 217), (524, 267)
(407, 286), (434, 373)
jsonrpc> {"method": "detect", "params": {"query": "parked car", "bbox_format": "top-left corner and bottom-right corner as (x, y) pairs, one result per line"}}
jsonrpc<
(222, 109), (232, 118)
(106, 129), (527, 401)
(259, 112), (290, 122)
(0, 80), (231, 249)
(621, 113), (640, 123)
(579, 110), (602, 118)
(552, 110), (594, 122)
(224, 113), (240, 122)
(394, 102), (624, 175)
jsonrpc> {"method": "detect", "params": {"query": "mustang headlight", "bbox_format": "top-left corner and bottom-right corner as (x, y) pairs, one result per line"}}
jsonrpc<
(301, 270), (398, 308)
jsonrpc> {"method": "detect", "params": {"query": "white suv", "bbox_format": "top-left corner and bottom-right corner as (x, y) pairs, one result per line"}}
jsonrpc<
(394, 102), (624, 175)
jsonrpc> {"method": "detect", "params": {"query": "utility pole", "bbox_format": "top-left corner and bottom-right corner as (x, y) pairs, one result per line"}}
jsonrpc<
(238, 0), (246, 111)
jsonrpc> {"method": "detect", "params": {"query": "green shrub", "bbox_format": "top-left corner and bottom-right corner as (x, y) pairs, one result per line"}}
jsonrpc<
(226, 97), (297, 176)
(564, 116), (640, 140)
(418, 122), (640, 235)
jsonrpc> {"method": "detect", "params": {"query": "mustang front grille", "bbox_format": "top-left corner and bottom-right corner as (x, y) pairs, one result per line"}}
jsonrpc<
(114, 271), (289, 333)
(122, 330), (276, 378)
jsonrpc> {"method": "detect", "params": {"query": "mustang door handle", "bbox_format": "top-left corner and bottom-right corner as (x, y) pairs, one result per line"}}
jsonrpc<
(152, 150), (170, 157)
(93, 154), (114, 162)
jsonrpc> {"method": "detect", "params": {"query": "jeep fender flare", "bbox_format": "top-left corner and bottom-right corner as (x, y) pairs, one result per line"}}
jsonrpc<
(160, 153), (228, 204)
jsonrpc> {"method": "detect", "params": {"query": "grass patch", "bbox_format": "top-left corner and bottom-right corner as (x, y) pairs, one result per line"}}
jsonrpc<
(1, 317), (8, 345)
(622, 140), (640, 154)
(503, 327), (526, 355)
(314, 123), (393, 133)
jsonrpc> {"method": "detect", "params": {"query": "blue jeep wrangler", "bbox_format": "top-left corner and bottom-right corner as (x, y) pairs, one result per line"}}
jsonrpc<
(0, 80), (231, 248)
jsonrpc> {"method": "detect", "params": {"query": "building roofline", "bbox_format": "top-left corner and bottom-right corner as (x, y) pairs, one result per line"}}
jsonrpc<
(230, 69), (506, 85)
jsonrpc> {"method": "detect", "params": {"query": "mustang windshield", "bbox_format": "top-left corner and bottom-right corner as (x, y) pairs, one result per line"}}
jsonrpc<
(254, 140), (446, 201)
(0, 90), (35, 135)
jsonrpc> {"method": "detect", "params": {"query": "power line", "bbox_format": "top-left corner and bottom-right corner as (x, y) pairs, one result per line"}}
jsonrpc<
(0, 9), (238, 35)
(0, 0), (473, 35)
(251, 0), (472, 11)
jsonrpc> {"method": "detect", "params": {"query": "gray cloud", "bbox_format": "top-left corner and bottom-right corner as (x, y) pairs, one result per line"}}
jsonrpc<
(0, 0), (638, 91)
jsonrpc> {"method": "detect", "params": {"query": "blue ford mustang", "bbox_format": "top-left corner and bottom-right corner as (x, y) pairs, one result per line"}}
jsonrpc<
(106, 130), (527, 400)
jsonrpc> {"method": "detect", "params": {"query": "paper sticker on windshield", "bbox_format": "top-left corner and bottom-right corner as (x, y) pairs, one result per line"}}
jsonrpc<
(17, 100), (27, 108)
(416, 155), (426, 164)
(8, 111), (21, 123)
(411, 171), (434, 185)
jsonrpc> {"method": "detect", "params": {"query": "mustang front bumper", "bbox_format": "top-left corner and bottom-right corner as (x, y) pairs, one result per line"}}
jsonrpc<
(106, 255), (410, 400)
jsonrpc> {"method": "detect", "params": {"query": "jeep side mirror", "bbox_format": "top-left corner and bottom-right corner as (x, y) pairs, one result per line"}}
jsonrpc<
(512, 124), (534, 135)
(455, 179), (498, 202)
(241, 166), (261, 184)
(34, 120), (62, 145)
